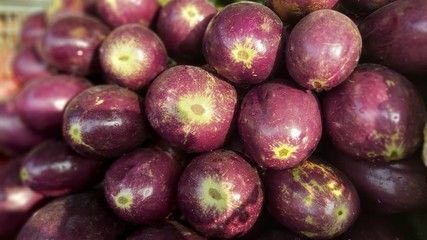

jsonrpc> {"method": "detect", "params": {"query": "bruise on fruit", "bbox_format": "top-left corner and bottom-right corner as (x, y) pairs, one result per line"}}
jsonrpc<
(199, 175), (233, 215)
(230, 38), (257, 69)
(271, 143), (298, 161)
(105, 38), (146, 79)
(68, 122), (95, 151)
(20, 167), (30, 181)
(113, 189), (134, 210)
(181, 4), (200, 27)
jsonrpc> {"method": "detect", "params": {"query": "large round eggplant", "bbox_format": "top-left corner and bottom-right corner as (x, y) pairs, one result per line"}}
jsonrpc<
(104, 148), (182, 224)
(178, 150), (264, 238)
(15, 75), (92, 136)
(323, 64), (426, 162)
(263, 157), (360, 239)
(285, 9), (362, 92)
(0, 157), (47, 238)
(203, 2), (284, 86)
(156, 0), (217, 64)
(16, 190), (127, 240)
(238, 80), (322, 170)
(99, 24), (168, 91)
(145, 65), (237, 153)
(325, 146), (427, 214)
(358, 0), (427, 76)
(0, 99), (48, 156)
(62, 85), (147, 158)
(37, 14), (110, 76)
(20, 139), (105, 197)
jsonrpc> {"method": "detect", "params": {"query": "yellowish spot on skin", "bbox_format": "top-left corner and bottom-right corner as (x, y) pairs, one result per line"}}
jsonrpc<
(105, 0), (117, 10)
(159, 0), (171, 6)
(68, 122), (95, 151)
(300, 231), (317, 238)
(372, 132), (404, 161)
(199, 176), (232, 214)
(113, 190), (134, 210)
(367, 152), (377, 158)
(305, 195), (312, 206)
(69, 27), (87, 39)
(272, 143), (299, 160)
(310, 79), (326, 91)
(106, 39), (145, 78)
(305, 215), (314, 224)
(20, 168), (29, 181)
(231, 38), (257, 69)
(386, 80), (395, 87)
(95, 96), (104, 105)
(181, 4), (200, 27)
(260, 18), (272, 32)
(177, 94), (213, 125)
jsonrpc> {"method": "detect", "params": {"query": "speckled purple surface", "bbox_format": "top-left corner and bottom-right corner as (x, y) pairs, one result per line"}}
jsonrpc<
(104, 147), (182, 224)
(203, 2), (284, 85)
(263, 157), (360, 239)
(145, 65), (237, 153)
(238, 80), (322, 170)
(323, 64), (426, 162)
(178, 150), (263, 239)
(286, 9), (361, 92)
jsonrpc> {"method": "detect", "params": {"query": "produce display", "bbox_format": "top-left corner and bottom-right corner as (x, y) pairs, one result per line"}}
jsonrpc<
(0, 0), (426, 239)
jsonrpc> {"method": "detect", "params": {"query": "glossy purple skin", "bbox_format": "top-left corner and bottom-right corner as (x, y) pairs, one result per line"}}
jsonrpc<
(325, 147), (427, 214)
(267, 0), (339, 24)
(358, 0), (427, 76)
(104, 148), (182, 224)
(99, 24), (168, 90)
(323, 64), (426, 162)
(156, 0), (217, 63)
(238, 81), (322, 170)
(37, 14), (110, 76)
(63, 85), (147, 159)
(178, 150), (264, 239)
(16, 75), (92, 136)
(16, 190), (127, 240)
(203, 2), (284, 85)
(0, 157), (47, 238)
(145, 65), (237, 153)
(12, 46), (54, 85)
(263, 157), (360, 239)
(20, 139), (105, 197)
(96, 0), (159, 28)
(338, 213), (403, 240)
(340, 0), (396, 15)
(286, 9), (361, 92)
(0, 100), (48, 156)
(19, 12), (46, 48)
(128, 220), (207, 240)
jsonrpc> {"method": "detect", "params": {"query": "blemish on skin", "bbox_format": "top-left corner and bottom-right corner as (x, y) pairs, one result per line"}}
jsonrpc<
(181, 4), (200, 27)
(113, 189), (134, 210)
(198, 176), (232, 214)
(260, 18), (272, 32)
(310, 79), (326, 91)
(95, 96), (104, 105)
(386, 80), (395, 87)
(230, 38), (257, 69)
(20, 168), (29, 181)
(272, 143), (299, 161)
(305, 215), (314, 224)
(69, 27), (87, 39)
(68, 122), (95, 151)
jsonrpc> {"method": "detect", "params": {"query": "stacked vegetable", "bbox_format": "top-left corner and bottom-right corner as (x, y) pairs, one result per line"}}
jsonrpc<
(1, 0), (427, 239)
